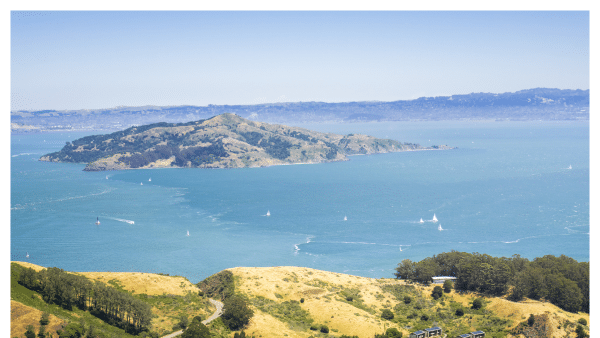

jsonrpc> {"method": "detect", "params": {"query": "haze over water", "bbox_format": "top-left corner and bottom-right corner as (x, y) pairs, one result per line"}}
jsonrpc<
(11, 121), (589, 283)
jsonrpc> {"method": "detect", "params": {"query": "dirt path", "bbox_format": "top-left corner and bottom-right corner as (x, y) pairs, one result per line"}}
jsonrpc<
(161, 299), (224, 338)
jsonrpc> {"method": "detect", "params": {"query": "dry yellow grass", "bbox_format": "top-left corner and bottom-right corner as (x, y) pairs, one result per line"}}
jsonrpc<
(11, 300), (65, 337)
(77, 271), (198, 296)
(230, 267), (590, 338)
(12, 261), (47, 272)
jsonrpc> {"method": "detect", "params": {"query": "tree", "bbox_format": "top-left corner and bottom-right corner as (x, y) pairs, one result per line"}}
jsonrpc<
(25, 325), (36, 338)
(381, 309), (394, 320)
(578, 318), (587, 325)
(455, 308), (464, 316)
(443, 280), (453, 293)
(403, 296), (412, 304)
(576, 325), (588, 338)
(527, 314), (535, 326)
(58, 322), (85, 338)
(385, 327), (403, 338)
(40, 312), (50, 326)
(180, 317), (210, 338)
(431, 286), (443, 300)
(221, 295), (254, 330)
(472, 298), (483, 310)
(394, 259), (416, 280)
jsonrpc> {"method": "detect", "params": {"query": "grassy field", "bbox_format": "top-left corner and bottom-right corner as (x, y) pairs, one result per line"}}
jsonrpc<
(10, 263), (589, 338)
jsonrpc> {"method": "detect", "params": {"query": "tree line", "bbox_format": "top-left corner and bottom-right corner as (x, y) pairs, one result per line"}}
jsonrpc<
(394, 251), (588, 313)
(18, 266), (153, 335)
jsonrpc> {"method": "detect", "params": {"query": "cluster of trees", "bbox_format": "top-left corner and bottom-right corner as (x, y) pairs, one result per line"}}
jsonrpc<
(18, 267), (152, 334)
(196, 270), (254, 331)
(394, 251), (588, 313)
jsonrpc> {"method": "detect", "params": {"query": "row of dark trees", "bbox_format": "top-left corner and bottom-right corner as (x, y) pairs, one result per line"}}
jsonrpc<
(18, 267), (153, 334)
(394, 251), (588, 313)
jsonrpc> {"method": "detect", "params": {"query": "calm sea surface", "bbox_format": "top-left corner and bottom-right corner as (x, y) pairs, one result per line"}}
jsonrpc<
(11, 121), (589, 283)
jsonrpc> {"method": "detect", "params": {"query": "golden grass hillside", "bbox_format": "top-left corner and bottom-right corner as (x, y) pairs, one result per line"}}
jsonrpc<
(227, 266), (589, 338)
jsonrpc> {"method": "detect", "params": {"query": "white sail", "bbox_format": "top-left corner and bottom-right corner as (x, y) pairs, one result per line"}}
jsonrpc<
(438, 224), (443, 231)
(106, 175), (108, 179)
(149, 178), (152, 181)
(266, 210), (271, 216)
(419, 218), (424, 223)
(95, 217), (100, 225)
(141, 182), (143, 185)
(432, 214), (438, 222)
(26, 252), (29, 258)
(186, 230), (190, 237)
(399, 247), (402, 252)
(344, 215), (347, 221)
(568, 165), (572, 170)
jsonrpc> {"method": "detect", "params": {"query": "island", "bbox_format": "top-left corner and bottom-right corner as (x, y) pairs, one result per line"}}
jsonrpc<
(39, 113), (453, 171)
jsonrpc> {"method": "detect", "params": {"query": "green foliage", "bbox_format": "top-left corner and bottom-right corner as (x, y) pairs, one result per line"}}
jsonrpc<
(420, 314), (429, 321)
(443, 280), (453, 293)
(40, 312), (50, 326)
(222, 295), (254, 331)
(381, 309), (394, 320)
(320, 325), (329, 333)
(58, 322), (85, 338)
(431, 286), (443, 300)
(385, 328), (403, 338)
(455, 308), (464, 316)
(181, 316), (210, 338)
(300, 298), (304, 303)
(527, 314), (535, 326)
(197, 270), (235, 301)
(403, 296), (412, 304)
(472, 298), (483, 310)
(577, 318), (587, 325)
(394, 252), (589, 314)
(576, 325), (588, 338)
(25, 325), (36, 338)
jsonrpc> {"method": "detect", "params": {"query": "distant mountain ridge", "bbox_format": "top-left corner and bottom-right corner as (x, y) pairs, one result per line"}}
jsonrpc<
(12, 88), (588, 131)
(39, 113), (451, 171)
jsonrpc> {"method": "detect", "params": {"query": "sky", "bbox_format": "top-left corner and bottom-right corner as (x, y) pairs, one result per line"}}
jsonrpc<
(10, 11), (590, 111)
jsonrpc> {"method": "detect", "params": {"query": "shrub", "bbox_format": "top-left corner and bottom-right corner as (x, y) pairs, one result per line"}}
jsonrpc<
(576, 325), (588, 338)
(40, 312), (50, 326)
(309, 325), (318, 331)
(528, 314), (535, 326)
(578, 318), (587, 326)
(472, 298), (483, 310)
(300, 298), (305, 303)
(403, 296), (412, 304)
(221, 295), (254, 330)
(432, 286), (443, 300)
(381, 309), (394, 320)
(420, 314), (429, 321)
(443, 280), (453, 293)
(386, 327), (403, 338)
(320, 325), (329, 333)
(346, 295), (354, 301)
(455, 308), (464, 316)
(24, 325), (35, 338)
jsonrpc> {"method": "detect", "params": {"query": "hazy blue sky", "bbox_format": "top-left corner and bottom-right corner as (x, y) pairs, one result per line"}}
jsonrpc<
(11, 11), (589, 111)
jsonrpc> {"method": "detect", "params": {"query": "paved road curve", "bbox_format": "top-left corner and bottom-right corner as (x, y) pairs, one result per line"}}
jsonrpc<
(161, 299), (224, 338)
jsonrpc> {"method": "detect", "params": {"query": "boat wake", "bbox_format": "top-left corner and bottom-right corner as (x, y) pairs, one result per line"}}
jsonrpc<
(107, 217), (135, 224)
(12, 152), (38, 157)
(294, 235), (315, 255)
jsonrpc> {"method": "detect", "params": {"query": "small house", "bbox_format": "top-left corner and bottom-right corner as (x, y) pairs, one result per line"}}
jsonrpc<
(410, 330), (427, 338)
(470, 331), (485, 338)
(431, 276), (457, 284)
(424, 327), (442, 337)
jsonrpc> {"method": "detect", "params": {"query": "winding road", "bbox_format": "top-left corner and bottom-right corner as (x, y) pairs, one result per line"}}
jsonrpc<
(161, 299), (224, 338)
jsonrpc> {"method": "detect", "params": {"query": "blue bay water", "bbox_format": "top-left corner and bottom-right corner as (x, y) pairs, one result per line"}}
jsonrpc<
(11, 121), (589, 283)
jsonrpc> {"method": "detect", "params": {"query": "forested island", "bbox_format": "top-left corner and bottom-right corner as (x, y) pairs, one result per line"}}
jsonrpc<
(39, 113), (452, 171)
(11, 252), (589, 338)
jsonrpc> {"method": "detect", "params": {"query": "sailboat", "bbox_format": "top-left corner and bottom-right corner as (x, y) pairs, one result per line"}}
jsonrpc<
(266, 210), (271, 217)
(26, 252), (29, 258)
(344, 215), (347, 221)
(432, 214), (438, 223)
(140, 182), (143, 185)
(149, 178), (152, 182)
(568, 165), (572, 170)
(186, 230), (190, 237)
(95, 217), (100, 225)
(419, 218), (424, 223)
(438, 224), (443, 231)
(106, 175), (108, 179)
